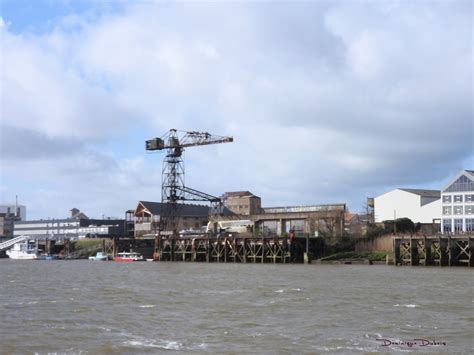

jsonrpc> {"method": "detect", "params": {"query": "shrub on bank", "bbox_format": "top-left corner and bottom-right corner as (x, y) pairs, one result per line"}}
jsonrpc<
(319, 250), (387, 262)
(71, 239), (103, 251)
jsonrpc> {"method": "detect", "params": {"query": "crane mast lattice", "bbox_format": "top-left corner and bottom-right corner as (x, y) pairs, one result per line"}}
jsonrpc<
(146, 129), (233, 233)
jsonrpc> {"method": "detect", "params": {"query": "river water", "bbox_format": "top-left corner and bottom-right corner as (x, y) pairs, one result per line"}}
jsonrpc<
(0, 260), (472, 354)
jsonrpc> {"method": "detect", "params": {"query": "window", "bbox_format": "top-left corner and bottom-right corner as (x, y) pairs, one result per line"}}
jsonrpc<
(454, 219), (463, 233)
(466, 219), (474, 232)
(443, 219), (452, 233)
(454, 195), (463, 203)
(442, 195), (451, 203)
(442, 206), (452, 215)
(466, 206), (474, 215)
(444, 175), (474, 192)
(454, 206), (463, 215)
(465, 194), (474, 203)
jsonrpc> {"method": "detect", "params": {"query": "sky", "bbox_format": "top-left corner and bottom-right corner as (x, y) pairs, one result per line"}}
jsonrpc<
(0, 0), (472, 220)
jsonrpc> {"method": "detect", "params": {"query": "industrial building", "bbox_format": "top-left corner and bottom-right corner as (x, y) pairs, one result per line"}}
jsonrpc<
(217, 192), (346, 238)
(0, 204), (26, 238)
(373, 188), (441, 224)
(133, 201), (211, 238)
(13, 208), (125, 239)
(221, 191), (262, 215)
(441, 169), (474, 233)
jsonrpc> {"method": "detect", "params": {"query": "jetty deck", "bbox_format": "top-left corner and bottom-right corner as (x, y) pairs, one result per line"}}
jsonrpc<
(393, 235), (474, 266)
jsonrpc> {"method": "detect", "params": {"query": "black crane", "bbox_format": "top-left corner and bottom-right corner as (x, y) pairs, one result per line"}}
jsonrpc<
(146, 129), (233, 233)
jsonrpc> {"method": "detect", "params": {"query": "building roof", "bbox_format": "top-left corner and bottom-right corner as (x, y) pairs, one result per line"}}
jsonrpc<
(222, 191), (259, 198)
(137, 201), (210, 217)
(441, 169), (474, 192)
(464, 170), (474, 177)
(262, 204), (346, 214)
(136, 201), (236, 217)
(398, 189), (440, 198)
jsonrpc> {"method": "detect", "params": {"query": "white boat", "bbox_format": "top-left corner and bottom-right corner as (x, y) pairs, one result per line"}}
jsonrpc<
(6, 241), (40, 260)
(89, 252), (109, 261)
(114, 252), (145, 262)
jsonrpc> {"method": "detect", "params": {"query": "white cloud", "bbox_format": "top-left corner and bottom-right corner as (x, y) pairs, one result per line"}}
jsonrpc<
(0, 1), (472, 219)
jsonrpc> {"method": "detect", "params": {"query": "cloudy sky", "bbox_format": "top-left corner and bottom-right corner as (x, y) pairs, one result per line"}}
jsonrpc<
(0, 0), (472, 220)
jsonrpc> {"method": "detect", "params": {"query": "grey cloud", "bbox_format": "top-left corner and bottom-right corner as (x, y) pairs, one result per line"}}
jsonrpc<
(0, 125), (84, 160)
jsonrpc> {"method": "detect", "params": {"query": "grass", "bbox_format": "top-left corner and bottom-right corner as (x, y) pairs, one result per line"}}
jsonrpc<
(71, 239), (103, 251)
(319, 250), (387, 262)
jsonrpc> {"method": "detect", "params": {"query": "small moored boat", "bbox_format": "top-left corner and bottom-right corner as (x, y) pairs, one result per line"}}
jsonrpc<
(6, 241), (39, 260)
(113, 252), (145, 262)
(89, 252), (109, 261)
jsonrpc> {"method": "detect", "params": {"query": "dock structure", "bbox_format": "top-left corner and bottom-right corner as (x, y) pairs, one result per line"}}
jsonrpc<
(393, 235), (474, 266)
(149, 234), (319, 263)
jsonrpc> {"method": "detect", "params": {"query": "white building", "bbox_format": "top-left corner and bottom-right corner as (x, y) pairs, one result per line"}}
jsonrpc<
(441, 170), (474, 233)
(374, 188), (441, 224)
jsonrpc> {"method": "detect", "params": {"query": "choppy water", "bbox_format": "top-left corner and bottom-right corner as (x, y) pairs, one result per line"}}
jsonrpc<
(0, 260), (472, 354)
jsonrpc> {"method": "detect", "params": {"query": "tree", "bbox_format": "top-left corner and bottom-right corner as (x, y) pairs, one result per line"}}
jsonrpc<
(383, 217), (415, 234)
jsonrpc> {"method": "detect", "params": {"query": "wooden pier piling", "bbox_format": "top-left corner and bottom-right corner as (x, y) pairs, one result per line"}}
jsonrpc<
(394, 235), (473, 267)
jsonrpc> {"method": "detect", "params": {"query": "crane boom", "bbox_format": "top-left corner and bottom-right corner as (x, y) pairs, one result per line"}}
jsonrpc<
(146, 129), (233, 153)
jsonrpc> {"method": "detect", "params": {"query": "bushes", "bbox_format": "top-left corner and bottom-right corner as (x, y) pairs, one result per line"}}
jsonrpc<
(320, 250), (387, 261)
(382, 217), (416, 234)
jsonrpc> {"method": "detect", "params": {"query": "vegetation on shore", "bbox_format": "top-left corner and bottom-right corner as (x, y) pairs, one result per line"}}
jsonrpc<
(70, 239), (103, 257)
(319, 250), (387, 262)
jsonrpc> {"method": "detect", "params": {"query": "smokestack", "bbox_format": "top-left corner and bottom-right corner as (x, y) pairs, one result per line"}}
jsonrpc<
(15, 195), (18, 217)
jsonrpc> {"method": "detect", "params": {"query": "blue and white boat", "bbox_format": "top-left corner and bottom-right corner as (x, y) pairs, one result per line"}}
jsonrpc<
(89, 252), (109, 261)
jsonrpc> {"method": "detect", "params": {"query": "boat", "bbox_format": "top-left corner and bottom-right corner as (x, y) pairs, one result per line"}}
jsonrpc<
(6, 241), (40, 260)
(113, 251), (145, 262)
(89, 252), (109, 261)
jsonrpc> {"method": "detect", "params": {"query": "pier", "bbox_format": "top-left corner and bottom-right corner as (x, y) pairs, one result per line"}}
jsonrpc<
(393, 235), (474, 266)
(111, 234), (322, 264)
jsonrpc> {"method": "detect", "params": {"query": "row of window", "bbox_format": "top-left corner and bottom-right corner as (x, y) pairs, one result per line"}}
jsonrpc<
(443, 218), (474, 232)
(228, 205), (249, 210)
(443, 205), (474, 215)
(16, 222), (80, 229)
(442, 194), (474, 203)
(14, 229), (79, 235)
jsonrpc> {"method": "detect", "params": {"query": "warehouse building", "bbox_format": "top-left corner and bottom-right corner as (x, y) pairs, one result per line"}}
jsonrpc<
(373, 188), (441, 224)
(14, 208), (125, 239)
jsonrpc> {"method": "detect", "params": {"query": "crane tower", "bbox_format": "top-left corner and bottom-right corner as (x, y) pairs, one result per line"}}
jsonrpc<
(146, 129), (233, 233)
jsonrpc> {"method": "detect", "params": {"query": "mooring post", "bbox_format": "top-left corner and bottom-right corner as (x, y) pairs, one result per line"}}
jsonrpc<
(439, 235), (447, 266)
(64, 238), (69, 257)
(233, 238), (237, 263)
(468, 237), (474, 267)
(304, 234), (311, 264)
(394, 237), (400, 266)
(424, 236), (433, 266)
(273, 237), (277, 264)
(224, 238), (228, 263)
(448, 235), (454, 266)
(171, 237), (175, 262)
(191, 239), (196, 262)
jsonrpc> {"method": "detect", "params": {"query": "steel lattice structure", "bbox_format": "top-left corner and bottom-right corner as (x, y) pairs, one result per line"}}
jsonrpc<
(146, 129), (233, 233)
